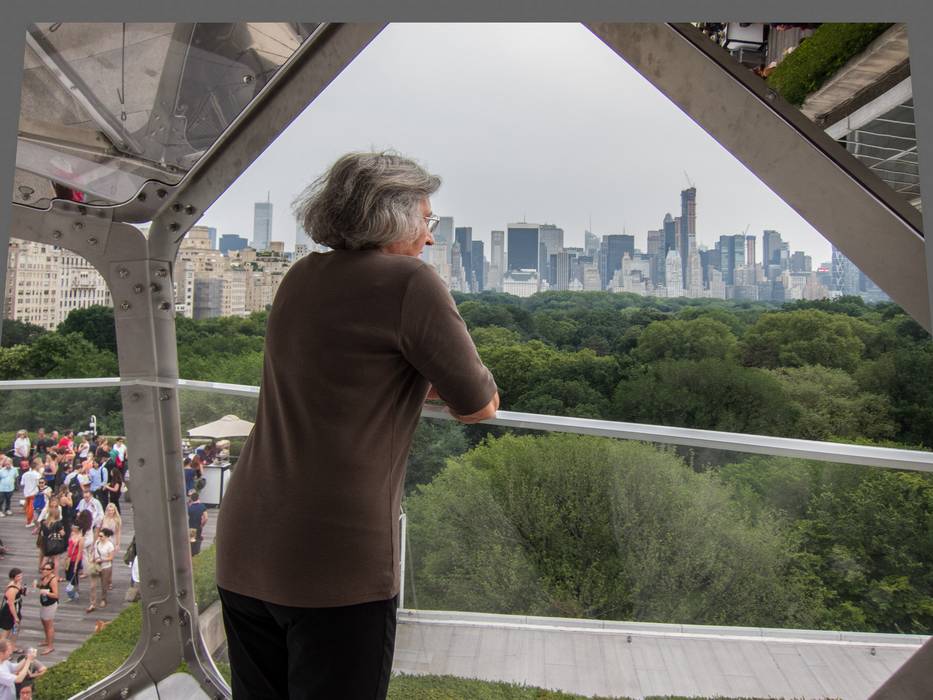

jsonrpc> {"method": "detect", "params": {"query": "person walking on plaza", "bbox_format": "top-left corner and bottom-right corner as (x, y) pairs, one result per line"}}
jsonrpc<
(75, 490), (103, 532)
(64, 525), (83, 602)
(216, 152), (498, 700)
(35, 562), (58, 655)
(86, 528), (114, 613)
(0, 460), (15, 517)
(87, 458), (108, 509)
(0, 570), (24, 648)
(19, 467), (39, 528)
(11, 433), (29, 465)
(103, 465), (124, 514)
(187, 491), (207, 557)
(38, 505), (66, 577)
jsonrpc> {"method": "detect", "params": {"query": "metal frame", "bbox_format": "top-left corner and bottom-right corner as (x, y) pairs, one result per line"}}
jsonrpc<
(6, 22), (386, 700)
(1, 16), (932, 700)
(6, 376), (933, 472)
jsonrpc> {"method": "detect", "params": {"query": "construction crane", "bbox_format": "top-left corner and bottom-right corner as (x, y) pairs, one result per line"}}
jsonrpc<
(683, 170), (695, 189)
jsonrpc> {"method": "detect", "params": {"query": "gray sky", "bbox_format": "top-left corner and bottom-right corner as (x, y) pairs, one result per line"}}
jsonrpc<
(201, 23), (834, 264)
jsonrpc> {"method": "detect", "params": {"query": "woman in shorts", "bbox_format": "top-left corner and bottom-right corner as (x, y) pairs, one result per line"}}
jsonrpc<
(0, 569), (24, 647)
(36, 562), (58, 655)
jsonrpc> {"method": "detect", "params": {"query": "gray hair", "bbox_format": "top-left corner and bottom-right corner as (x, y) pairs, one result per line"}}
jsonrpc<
(293, 152), (441, 250)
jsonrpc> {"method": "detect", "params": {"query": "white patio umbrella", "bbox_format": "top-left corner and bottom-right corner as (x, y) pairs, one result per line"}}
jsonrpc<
(187, 414), (254, 439)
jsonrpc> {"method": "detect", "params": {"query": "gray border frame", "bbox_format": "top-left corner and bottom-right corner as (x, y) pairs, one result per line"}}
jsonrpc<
(0, 1), (930, 698)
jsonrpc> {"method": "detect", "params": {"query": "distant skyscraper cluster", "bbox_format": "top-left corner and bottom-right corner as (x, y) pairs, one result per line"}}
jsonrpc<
(3, 191), (890, 329)
(421, 187), (888, 305)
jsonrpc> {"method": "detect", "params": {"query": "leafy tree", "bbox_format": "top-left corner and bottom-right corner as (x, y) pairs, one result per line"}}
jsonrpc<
(58, 305), (117, 353)
(470, 326), (522, 349)
(612, 359), (798, 435)
(634, 317), (738, 363)
(741, 309), (867, 371)
(798, 470), (933, 633)
(458, 301), (524, 334)
(22, 333), (118, 378)
(771, 365), (896, 441)
(407, 433), (819, 626)
(0, 319), (46, 347)
(405, 419), (468, 494)
(511, 379), (609, 419)
(856, 347), (933, 447)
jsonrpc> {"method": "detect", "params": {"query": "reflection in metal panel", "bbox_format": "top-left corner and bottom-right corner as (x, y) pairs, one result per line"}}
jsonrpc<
(14, 23), (318, 209)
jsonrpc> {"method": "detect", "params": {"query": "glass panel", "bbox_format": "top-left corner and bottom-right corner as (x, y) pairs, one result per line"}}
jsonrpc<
(401, 416), (931, 696)
(15, 22), (318, 209)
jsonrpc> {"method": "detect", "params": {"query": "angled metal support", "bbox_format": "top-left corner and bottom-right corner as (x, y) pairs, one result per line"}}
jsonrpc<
(11, 200), (226, 699)
(114, 22), (386, 259)
(585, 23), (930, 331)
(6, 21), (388, 699)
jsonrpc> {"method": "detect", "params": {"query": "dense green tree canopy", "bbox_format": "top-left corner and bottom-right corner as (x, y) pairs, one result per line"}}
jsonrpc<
(740, 309), (868, 371)
(407, 433), (819, 627)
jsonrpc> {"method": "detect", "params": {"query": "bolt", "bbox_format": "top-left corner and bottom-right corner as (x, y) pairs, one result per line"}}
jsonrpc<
(766, 90), (776, 102)
(159, 301), (172, 311)
(120, 301), (131, 311)
(129, 671), (138, 680)
(152, 633), (161, 642)
(156, 268), (168, 278)
(121, 688), (130, 698)
(51, 230), (62, 239)
(172, 203), (182, 212)
(243, 74), (254, 84)
(150, 283), (161, 293)
(99, 691), (107, 698)
(178, 589), (187, 598)
(169, 222), (180, 232)
(156, 189), (167, 198)
(137, 192), (147, 202)
(130, 393), (141, 402)
(185, 205), (196, 215)
(133, 284), (144, 294)
(150, 605), (159, 614)
(118, 267), (130, 278)
(87, 237), (98, 245)
(159, 391), (171, 401)
(162, 616), (172, 626)
(73, 221), (84, 231)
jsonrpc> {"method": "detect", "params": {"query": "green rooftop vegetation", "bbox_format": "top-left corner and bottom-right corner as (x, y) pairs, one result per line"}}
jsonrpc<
(767, 23), (894, 106)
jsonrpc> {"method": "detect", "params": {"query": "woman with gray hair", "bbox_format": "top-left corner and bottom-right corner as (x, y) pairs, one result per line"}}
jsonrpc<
(216, 151), (498, 699)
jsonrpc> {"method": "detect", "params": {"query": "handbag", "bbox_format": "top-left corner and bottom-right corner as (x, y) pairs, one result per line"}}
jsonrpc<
(87, 560), (101, 576)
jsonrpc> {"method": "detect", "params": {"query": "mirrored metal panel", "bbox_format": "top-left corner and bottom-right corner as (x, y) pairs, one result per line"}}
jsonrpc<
(14, 23), (318, 209)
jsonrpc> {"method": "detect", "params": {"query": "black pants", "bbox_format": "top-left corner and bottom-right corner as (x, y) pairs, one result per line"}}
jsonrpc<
(218, 587), (397, 700)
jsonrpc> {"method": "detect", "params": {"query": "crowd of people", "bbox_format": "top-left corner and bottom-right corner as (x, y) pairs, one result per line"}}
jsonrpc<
(0, 428), (136, 699)
(0, 427), (217, 698)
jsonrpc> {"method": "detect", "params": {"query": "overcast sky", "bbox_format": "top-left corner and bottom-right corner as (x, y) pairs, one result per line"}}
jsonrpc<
(201, 23), (834, 264)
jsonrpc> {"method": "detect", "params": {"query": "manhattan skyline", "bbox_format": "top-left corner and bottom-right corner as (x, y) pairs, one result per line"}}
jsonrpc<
(199, 23), (834, 263)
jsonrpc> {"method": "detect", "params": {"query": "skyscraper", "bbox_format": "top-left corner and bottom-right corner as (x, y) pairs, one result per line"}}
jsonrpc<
(745, 235), (756, 268)
(762, 230), (782, 278)
(507, 224), (539, 271)
(831, 245), (860, 295)
(455, 227), (473, 291)
(252, 198), (273, 251)
(490, 230), (505, 291)
(718, 234), (746, 285)
(680, 187), (696, 282)
(539, 224), (564, 282)
(471, 240), (485, 292)
(584, 230), (600, 258)
(665, 249), (683, 297)
(604, 234), (635, 286)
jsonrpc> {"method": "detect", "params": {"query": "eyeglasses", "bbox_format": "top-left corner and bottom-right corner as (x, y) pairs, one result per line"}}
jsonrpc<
(423, 214), (440, 234)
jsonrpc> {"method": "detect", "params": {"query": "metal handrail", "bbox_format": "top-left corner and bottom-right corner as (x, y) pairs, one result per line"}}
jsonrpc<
(4, 376), (932, 472)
